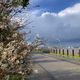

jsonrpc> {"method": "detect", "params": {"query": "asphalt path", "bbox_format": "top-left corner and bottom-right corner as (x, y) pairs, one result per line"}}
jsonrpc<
(32, 53), (80, 80)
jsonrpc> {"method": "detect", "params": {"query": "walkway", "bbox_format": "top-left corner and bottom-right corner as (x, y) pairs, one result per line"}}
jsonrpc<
(31, 53), (80, 80)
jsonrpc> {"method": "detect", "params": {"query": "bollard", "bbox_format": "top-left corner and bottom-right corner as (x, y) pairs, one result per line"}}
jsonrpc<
(79, 49), (80, 57)
(56, 49), (57, 54)
(62, 49), (64, 55)
(67, 49), (69, 56)
(50, 48), (51, 53)
(53, 49), (55, 54)
(72, 49), (74, 57)
(53, 49), (55, 53)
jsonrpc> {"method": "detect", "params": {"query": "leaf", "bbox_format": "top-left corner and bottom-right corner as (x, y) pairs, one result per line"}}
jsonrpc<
(21, 0), (29, 8)
(12, 0), (29, 7)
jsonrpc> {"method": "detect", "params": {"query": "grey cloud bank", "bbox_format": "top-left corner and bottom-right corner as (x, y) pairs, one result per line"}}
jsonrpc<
(14, 3), (80, 47)
(28, 3), (80, 47)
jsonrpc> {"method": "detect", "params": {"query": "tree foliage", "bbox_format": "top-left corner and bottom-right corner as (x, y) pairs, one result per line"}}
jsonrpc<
(0, 0), (34, 80)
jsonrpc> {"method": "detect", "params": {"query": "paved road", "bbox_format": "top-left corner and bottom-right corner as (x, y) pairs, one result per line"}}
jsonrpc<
(32, 53), (80, 80)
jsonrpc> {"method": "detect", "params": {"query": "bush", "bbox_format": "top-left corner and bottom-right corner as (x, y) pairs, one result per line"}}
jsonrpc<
(9, 75), (22, 80)
(0, 0), (33, 80)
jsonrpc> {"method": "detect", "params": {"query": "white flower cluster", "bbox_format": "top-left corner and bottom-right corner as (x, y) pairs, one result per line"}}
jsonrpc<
(0, 1), (32, 79)
(0, 34), (32, 79)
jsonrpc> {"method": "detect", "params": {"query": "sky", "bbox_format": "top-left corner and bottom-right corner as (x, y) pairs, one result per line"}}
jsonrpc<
(16, 0), (80, 47)
(29, 0), (80, 12)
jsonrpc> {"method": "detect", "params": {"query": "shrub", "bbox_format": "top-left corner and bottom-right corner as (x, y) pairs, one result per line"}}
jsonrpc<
(0, 0), (33, 80)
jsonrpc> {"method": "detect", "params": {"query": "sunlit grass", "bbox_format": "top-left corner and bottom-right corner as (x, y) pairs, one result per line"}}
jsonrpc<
(49, 52), (80, 60)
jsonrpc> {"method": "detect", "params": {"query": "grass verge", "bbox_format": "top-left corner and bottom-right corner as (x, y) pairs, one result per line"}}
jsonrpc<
(49, 52), (80, 60)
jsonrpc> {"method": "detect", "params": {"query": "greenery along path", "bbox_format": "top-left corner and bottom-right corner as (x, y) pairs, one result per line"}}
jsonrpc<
(32, 53), (80, 80)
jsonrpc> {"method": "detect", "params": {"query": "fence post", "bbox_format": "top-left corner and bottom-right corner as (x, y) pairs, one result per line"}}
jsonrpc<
(62, 49), (64, 55)
(79, 49), (80, 57)
(67, 49), (69, 56)
(59, 49), (60, 54)
(72, 49), (74, 57)
(53, 49), (55, 54)
(56, 49), (57, 54)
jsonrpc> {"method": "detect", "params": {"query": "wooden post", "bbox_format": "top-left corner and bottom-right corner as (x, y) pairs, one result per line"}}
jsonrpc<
(72, 49), (74, 57)
(79, 49), (80, 57)
(67, 49), (69, 56)
(56, 49), (57, 54)
(53, 49), (55, 54)
(62, 49), (64, 55)
(54, 49), (55, 53)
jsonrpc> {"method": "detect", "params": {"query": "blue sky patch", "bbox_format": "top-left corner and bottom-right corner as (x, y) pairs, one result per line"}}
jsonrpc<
(29, 0), (80, 12)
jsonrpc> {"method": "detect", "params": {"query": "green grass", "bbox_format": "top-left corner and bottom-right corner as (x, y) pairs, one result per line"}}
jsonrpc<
(9, 75), (22, 80)
(49, 52), (80, 60)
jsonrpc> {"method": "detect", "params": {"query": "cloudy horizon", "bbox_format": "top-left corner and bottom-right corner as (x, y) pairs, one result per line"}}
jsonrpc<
(16, 0), (80, 47)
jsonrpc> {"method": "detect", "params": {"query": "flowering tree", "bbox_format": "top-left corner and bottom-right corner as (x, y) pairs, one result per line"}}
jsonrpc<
(0, 0), (34, 80)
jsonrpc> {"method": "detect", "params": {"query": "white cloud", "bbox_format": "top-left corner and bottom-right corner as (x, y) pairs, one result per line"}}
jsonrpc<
(41, 12), (57, 17)
(58, 3), (80, 17)
(28, 3), (80, 42)
(15, 3), (80, 45)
